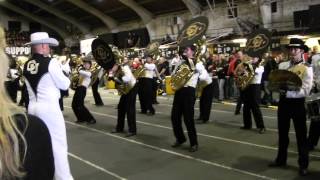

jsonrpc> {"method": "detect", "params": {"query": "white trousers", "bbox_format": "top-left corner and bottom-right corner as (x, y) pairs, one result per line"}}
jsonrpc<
(28, 101), (73, 180)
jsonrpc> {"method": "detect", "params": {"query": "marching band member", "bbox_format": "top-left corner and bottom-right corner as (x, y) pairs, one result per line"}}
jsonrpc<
(23, 32), (73, 180)
(240, 56), (266, 134)
(71, 59), (96, 124)
(91, 66), (105, 106)
(308, 45), (320, 151)
(57, 55), (71, 111)
(233, 50), (244, 115)
(111, 57), (138, 137)
(269, 38), (312, 176)
(196, 61), (214, 124)
(5, 58), (19, 103)
(139, 56), (158, 115)
(171, 45), (205, 152)
(152, 57), (160, 104)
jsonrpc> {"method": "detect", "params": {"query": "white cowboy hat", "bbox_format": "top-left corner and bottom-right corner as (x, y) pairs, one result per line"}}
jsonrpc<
(25, 32), (59, 46)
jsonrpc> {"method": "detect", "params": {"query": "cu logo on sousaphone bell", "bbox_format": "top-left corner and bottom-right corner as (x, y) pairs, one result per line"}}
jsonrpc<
(91, 38), (116, 70)
(245, 34), (269, 52)
(178, 22), (206, 43)
(176, 16), (208, 47)
(95, 46), (106, 59)
(244, 28), (271, 58)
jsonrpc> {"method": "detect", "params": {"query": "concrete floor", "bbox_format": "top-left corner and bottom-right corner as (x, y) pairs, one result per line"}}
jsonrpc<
(60, 89), (320, 180)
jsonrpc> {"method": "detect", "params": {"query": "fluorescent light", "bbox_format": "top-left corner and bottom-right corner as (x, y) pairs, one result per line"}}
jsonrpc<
(287, 35), (305, 39)
(232, 38), (247, 43)
(305, 38), (320, 48)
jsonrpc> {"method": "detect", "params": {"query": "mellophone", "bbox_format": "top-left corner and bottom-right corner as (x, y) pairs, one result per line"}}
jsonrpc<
(269, 68), (320, 121)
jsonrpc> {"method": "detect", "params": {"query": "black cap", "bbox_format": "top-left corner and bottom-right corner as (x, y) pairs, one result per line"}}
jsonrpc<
(286, 38), (309, 52)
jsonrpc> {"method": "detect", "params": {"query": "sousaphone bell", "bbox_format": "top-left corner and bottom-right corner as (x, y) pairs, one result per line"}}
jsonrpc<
(91, 38), (115, 70)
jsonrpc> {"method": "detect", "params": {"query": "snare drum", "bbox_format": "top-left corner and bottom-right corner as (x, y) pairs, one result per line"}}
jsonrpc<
(306, 93), (320, 121)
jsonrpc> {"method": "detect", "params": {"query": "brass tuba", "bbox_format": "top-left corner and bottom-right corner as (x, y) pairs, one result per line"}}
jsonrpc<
(89, 61), (102, 86)
(171, 16), (209, 91)
(132, 65), (146, 79)
(194, 36), (210, 97)
(235, 28), (271, 90)
(16, 56), (29, 86)
(111, 46), (135, 95)
(70, 56), (83, 90)
(234, 60), (255, 90)
(171, 63), (194, 91)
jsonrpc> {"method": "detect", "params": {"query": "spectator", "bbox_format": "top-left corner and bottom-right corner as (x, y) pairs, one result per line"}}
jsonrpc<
(0, 27), (54, 180)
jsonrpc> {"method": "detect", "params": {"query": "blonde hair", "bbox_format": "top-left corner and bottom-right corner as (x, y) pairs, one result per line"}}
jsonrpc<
(0, 27), (27, 179)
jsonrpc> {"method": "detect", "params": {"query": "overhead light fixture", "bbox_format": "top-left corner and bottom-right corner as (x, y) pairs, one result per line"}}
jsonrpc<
(287, 35), (305, 39)
(232, 38), (247, 43)
(305, 38), (320, 48)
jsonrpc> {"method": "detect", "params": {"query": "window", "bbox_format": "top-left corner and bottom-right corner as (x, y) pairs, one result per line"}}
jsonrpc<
(271, 1), (277, 13)
(227, 3), (238, 18)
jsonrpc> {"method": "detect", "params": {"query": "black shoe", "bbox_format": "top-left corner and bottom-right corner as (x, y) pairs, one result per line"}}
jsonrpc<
(308, 145), (315, 151)
(95, 103), (104, 106)
(125, 132), (136, 137)
(240, 126), (251, 130)
(147, 111), (155, 116)
(196, 117), (203, 121)
(111, 129), (124, 133)
(189, 145), (198, 152)
(139, 111), (147, 114)
(258, 128), (266, 134)
(87, 119), (96, 124)
(171, 140), (186, 148)
(299, 168), (308, 176)
(268, 161), (287, 167)
(234, 111), (240, 115)
(153, 101), (159, 104)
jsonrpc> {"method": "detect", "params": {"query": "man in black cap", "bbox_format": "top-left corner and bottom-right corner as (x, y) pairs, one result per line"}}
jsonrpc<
(269, 38), (313, 176)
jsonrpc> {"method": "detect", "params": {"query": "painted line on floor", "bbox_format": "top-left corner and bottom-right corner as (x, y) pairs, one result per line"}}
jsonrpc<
(64, 106), (320, 159)
(67, 95), (279, 120)
(66, 121), (276, 180)
(68, 152), (127, 180)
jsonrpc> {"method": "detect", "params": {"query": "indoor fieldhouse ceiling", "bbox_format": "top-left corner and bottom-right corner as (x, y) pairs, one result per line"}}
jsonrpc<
(0, 0), (231, 32)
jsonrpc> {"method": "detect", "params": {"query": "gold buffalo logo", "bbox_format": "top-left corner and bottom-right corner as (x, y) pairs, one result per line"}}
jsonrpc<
(178, 22), (206, 44)
(93, 45), (112, 63)
(245, 34), (269, 52)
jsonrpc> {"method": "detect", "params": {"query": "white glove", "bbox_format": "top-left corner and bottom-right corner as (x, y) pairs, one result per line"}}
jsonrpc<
(61, 61), (71, 75)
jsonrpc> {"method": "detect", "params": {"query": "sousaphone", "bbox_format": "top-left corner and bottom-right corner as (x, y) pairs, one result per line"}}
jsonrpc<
(91, 38), (115, 70)
(171, 16), (209, 91)
(244, 28), (271, 58)
(235, 28), (271, 90)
